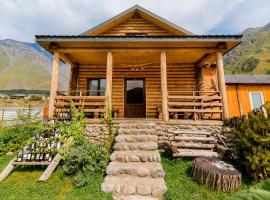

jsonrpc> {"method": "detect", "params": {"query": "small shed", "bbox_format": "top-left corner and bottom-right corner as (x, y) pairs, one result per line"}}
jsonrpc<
(10, 93), (27, 99)
(225, 75), (270, 117)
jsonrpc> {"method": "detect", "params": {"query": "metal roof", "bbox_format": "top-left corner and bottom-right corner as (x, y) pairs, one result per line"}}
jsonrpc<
(225, 75), (270, 84)
(35, 35), (242, 42)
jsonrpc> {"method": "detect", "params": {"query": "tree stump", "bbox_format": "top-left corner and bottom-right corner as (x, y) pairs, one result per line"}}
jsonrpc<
(192, 157), (241, 192)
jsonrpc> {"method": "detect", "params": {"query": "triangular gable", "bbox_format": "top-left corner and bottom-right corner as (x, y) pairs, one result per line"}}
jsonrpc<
(81, 5), (194, 36)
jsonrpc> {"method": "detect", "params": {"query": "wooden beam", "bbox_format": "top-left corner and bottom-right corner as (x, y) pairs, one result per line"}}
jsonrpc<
(56, 47), (226, 53)
(160, 51), (169, 122)
(196, 53), (216, 68)
(216, 51), (229, 120)
(105, 51), (113, 116)
(0, 158), (16, 182)
(60, 53), (73, 64)
(39, 154), (61, 181)
(48, 51), (60, 120)
(236, 84), (243, 116)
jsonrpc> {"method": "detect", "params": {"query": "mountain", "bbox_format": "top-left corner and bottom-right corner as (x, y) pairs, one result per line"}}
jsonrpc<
(225, 23), (270, 74)
(0, 39), (69, 90)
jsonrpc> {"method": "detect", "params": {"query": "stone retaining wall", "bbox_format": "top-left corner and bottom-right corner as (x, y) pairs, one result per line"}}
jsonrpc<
(85, 123), (223, 146)
(85, 124), (110, 143)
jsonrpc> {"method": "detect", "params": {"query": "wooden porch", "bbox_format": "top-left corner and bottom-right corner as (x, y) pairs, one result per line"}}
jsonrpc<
(46, 48), (229, 122)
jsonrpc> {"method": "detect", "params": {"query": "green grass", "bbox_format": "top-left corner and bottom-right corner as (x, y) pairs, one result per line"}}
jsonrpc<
(161, 153), (253, 200)
(0, 155), (112, 200)
(0, 154), (267, 200)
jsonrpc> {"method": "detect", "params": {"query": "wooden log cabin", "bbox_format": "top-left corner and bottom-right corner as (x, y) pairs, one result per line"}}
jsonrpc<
(36, 5), (242, 122)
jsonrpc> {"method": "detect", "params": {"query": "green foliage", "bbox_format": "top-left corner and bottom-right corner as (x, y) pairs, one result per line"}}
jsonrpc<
(241, 57), (260, 72)
(229, 179), (270, 200)
(60, 103), (115, 187)
(0, 122), (43, 156)
(62, 139), (110, 187)
(28, 95), (43, 101)
(233, 104), (270, 181)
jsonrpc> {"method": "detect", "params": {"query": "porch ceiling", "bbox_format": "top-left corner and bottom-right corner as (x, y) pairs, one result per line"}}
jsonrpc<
(36, 36), (241, 66)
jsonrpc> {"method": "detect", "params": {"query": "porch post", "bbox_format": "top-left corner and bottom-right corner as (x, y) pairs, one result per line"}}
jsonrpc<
(216, 51), (229, 120)
(48, 51), (60, 120)
(160, 51), (169, 121)
(105, 51), (113, 116)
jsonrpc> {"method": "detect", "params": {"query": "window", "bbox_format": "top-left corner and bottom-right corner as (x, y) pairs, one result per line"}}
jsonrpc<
(88, 79), (106, 96)
(249, 92), (264, 110)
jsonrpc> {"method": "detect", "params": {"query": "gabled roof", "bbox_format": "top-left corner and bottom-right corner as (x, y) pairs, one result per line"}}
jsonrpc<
(81, 5), (194, 36)
(225, 75), (270, 84)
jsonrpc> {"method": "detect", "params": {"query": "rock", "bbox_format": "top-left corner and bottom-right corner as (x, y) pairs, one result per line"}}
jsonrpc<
(151, 167), (165, 178)
(136, 167), (150, 177)
(115, 184), (122, 194)
(137, 185), (151, 195)
(123, 185), (136, 195)
(131, 155), (140, 162)
(124, 155), (130, 162)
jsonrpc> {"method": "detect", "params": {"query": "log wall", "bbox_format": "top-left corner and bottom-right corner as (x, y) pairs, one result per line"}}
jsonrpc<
(100, 15), (174, 36)
(76, 64), (196, 118)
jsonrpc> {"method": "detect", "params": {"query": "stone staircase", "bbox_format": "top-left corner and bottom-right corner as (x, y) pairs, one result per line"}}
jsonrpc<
(101, 122), (167, 200)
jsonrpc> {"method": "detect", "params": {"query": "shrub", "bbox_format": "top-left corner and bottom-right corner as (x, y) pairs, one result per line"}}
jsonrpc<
(0, 122), (43, 156)
(62, 139), (110, 187)
(60, 103), (115, 187)
(233, 103), (270, 181)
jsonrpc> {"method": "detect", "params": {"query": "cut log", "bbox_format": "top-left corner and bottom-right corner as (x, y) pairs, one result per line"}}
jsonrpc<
(39, 154), (61, 181)
(172, 142), (215, 149)
(0, 158), (16, 182)
(174, 136), (217, 143)
(173, 149), (218, 157)
(192, 157), (241, 192)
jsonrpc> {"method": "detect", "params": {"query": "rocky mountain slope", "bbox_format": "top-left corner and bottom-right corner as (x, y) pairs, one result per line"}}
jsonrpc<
(224, 23), (270, 74)
(0, 39), (69, 90)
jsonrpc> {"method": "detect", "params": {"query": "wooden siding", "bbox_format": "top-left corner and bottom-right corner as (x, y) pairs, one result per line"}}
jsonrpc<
(226, 84), (270, 117)
(100, 14), (175, 36)
(77, 64), (196, 118)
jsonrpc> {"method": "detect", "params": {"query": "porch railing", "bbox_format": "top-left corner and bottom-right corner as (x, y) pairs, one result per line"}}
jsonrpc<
(54, 90), (106, 119)
(167, 90), (223, 120)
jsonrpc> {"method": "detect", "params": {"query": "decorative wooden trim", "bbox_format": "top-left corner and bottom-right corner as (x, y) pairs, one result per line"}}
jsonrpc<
(48, 51), (60, 119)
(216, 51), (229, 119)
(160, 51), (169, 121)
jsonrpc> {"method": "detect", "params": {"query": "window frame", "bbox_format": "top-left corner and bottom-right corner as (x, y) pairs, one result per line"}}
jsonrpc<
(87, 78), (106, 96)
(249, 92), (265, 110)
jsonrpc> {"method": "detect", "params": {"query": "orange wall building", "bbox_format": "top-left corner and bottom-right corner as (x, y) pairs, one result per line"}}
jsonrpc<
(226, 75), (270, 117)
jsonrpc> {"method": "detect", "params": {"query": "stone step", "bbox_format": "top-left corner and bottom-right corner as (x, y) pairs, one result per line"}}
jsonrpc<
(113, 195), (159, 200)
(115, 135), (158, 143)
(173, 149), (218, 157)
(110, 150), (161, 162)
(118, 123), (156, 129)
(113, 142), (158, 151)
(118, 128), (156, 135)
(106, 162), (165, 178)
(101, 174), (167, 198)
(174, 136), (217, 143)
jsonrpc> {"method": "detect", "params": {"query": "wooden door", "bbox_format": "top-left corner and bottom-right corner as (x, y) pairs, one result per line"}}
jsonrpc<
(124, 79), (145, 118)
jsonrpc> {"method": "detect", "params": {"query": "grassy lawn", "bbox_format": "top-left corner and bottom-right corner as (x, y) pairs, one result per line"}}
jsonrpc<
(0, 153), (265, 200)
(161, 153), (253, 200)
(0, 155), (112, 200)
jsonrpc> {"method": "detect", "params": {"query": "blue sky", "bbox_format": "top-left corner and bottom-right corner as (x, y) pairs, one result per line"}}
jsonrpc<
(0, 0), (270, 42)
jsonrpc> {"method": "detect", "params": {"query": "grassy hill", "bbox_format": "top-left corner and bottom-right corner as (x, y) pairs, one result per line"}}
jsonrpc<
(0, 39), (69, 90)
(225, 23), (270, 74)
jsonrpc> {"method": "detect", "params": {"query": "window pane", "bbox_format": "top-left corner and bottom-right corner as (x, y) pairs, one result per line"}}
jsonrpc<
(126, 80), (144, 104)
(100, 79), (106, 96)
(89, 80), (98, 96)
(251, 93), (263, 109)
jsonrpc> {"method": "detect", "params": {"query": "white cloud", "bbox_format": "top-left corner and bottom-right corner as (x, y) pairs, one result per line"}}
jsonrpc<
(0, 0), (269, 42)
